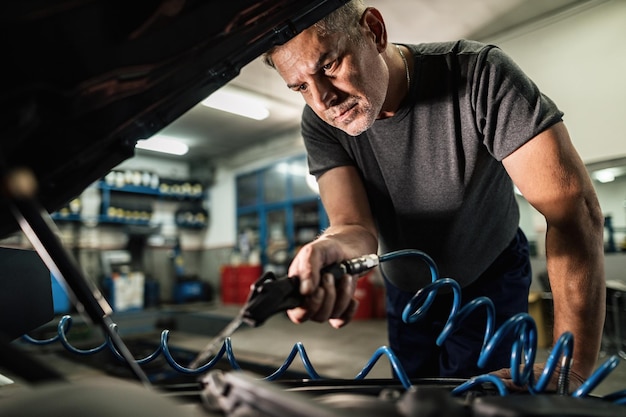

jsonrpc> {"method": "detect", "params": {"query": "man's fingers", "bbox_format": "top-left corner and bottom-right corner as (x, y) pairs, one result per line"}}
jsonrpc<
(287, 273), (359, 326)
(288, 243), (326, 296)
(288, 273), (336, 324)
(490, 367), (527, 392)
(286, 306), (309, 324)
(309, 273), (337, 322)
(489, 364), (586, 394)
(330, 274), (355, 318)
(329, 298), (359, 329)
(490, 367), (511, 379)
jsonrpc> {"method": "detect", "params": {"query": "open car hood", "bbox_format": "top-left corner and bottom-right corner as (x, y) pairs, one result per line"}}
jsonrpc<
(0, 0), (347, 236)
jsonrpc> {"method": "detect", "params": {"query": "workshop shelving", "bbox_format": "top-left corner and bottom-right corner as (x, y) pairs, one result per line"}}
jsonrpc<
(235, 155), (328, 272)
(52, 173), (208, 230)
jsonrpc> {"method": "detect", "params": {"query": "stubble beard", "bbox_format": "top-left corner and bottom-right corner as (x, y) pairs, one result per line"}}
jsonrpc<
(327, 97), (377, 137)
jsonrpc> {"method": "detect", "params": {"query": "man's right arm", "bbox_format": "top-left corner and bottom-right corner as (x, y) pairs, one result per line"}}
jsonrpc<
(287, 165), (378, 328)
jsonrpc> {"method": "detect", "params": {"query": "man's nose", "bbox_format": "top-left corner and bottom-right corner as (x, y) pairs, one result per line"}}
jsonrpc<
(311, 79), (338, 110)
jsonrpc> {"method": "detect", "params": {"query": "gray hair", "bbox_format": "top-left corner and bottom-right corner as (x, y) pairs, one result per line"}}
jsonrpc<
(263, 0), (366, 68)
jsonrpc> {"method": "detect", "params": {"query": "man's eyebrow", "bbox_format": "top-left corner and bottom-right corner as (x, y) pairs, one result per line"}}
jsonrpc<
(285, 52), (331, 89)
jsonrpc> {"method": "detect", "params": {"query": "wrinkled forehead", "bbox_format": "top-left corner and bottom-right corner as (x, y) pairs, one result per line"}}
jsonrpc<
(270, 28), (345, 77)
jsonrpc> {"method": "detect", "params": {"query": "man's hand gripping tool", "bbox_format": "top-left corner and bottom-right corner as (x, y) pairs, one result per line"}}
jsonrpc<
(242, 254), (380, 327)
(188, 254), (379, 369)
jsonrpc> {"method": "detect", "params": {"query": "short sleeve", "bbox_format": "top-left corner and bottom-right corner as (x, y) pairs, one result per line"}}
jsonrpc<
(301, 105), (355, 178)
(471, 45), (564, 161)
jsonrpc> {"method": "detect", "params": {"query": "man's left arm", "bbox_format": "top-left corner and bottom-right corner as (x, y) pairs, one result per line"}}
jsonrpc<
(502, 121), (605, 383)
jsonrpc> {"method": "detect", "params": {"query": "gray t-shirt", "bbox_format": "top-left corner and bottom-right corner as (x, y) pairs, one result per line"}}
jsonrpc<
(302, 40), (563, 290)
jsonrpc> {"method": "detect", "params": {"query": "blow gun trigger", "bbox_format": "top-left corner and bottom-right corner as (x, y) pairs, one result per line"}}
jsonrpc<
(241, 272), (301, 328)
(240, 254), (380, 328)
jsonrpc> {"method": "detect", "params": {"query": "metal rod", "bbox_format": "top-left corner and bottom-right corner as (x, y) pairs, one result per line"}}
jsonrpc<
(3, 168), (151, 388)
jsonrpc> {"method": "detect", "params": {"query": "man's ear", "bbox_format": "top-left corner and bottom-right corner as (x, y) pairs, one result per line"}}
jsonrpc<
(360, 7), (387, 52)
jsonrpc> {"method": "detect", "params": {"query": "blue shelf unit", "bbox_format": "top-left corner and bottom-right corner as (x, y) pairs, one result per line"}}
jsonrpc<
(236, 155), (328, 269)
(52, 177), (208, 229)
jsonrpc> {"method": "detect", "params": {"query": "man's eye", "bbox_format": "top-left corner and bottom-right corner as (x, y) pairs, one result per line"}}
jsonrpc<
(297, 84), (308, 92)
(322, 62), (334, 71)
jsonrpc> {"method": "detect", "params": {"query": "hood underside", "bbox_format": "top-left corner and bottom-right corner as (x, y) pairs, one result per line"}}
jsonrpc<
(0, 0), (347, 236)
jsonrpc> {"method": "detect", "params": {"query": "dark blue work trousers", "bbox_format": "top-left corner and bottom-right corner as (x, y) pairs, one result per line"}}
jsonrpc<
(384, 228), (532, 378)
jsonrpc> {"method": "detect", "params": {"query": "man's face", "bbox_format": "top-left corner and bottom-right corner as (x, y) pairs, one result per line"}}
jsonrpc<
(270, 25), (389, 136)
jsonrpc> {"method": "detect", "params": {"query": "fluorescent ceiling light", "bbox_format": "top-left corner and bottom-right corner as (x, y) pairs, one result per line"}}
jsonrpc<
(593, 168), (616, 183)
(136, 135), (189, 156)
(201, 89), (270, 120)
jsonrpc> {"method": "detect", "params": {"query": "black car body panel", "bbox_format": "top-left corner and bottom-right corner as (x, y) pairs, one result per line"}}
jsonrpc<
(0, 0), (348, 236)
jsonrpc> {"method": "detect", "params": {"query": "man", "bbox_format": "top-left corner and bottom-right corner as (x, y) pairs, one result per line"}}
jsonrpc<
(263, 0), (605, 390)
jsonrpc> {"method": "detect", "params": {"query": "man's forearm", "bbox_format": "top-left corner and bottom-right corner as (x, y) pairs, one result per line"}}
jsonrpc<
(545, 222), (605, 378)
(319, 224), (378, 259)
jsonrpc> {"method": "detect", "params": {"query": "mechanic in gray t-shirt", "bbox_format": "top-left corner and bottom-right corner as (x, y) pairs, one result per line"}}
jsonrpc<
(264, 0), (605, 392)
